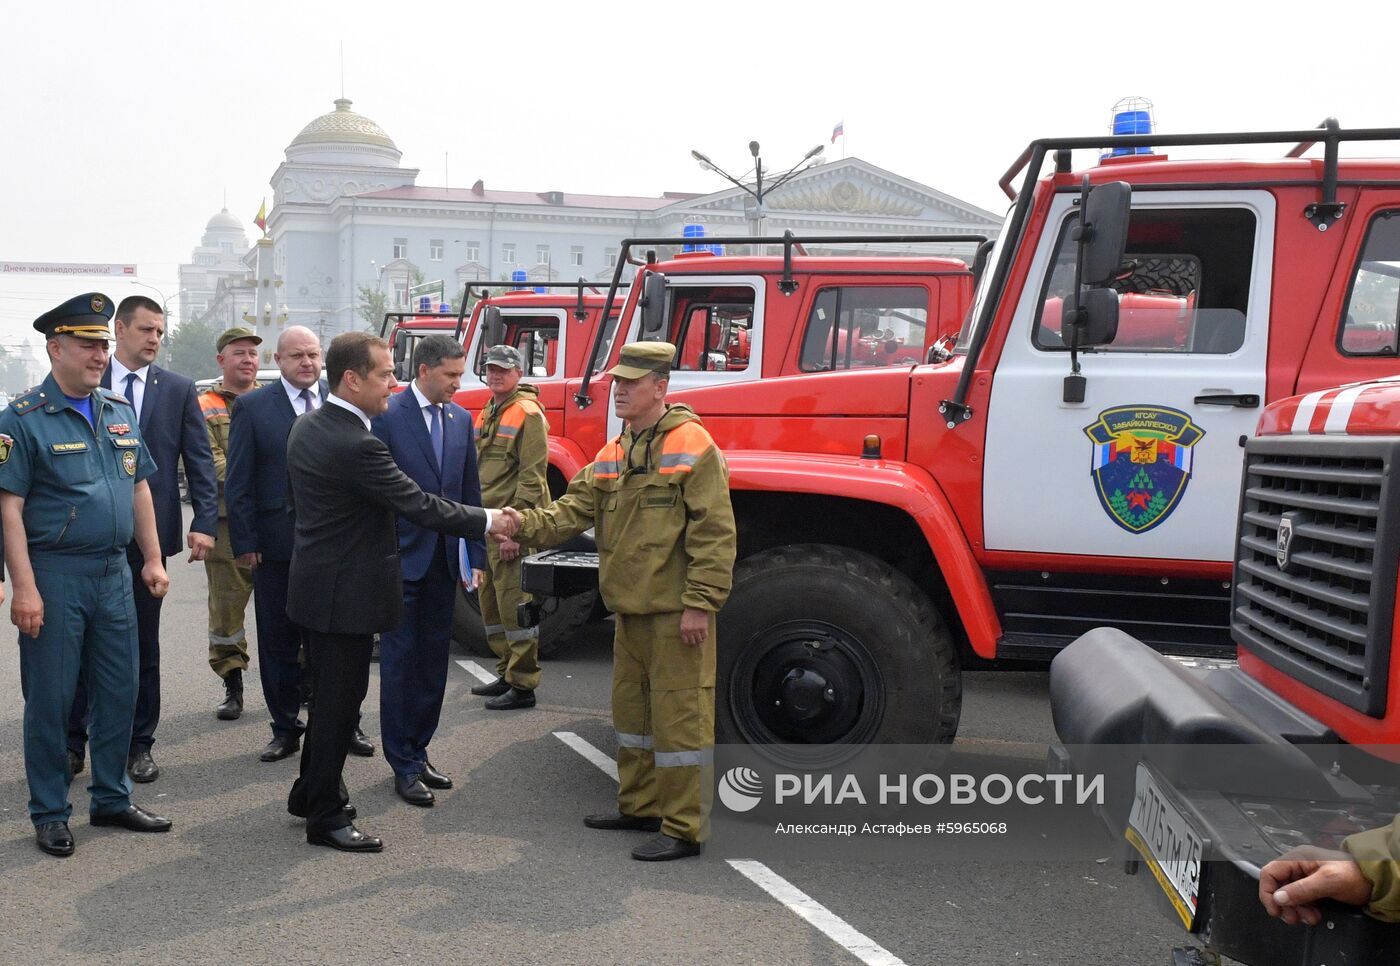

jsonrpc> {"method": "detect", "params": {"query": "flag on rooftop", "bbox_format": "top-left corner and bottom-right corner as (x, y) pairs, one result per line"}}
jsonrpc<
(831, 120), (845, 144)
(254, 199), (267, 234)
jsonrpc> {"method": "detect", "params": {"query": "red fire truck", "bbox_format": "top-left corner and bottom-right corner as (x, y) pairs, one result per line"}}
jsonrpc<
(522, 120), (1400, 761)
(1052, 373), (1400, 965)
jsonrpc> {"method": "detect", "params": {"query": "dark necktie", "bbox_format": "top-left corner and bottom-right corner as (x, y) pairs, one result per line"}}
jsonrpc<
(429, 404), (444, 471)
(298, 388), (314, 414)
(124, 371), (139, 416)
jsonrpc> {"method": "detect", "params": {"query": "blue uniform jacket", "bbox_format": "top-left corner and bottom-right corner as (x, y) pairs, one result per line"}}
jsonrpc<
(0, 374), (157, 565)
(105, 362), (218, 557)
(225, 379), (327, 562)
(370, 385), (485, 582)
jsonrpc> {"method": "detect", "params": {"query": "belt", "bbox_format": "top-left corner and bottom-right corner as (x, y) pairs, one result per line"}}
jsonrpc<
(30, 551), (127, 576)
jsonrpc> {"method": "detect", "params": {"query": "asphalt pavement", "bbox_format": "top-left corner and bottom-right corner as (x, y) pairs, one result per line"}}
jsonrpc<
(0, 520), (1199, 965)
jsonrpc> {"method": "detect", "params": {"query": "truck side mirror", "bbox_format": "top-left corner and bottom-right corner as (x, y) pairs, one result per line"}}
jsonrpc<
(1078, 181), (1131, 286)
(392, 336), (410, 382)
(1063, 287), (1119, 347)
(482, 306), (505, 349)
(640, 273), (668, 340)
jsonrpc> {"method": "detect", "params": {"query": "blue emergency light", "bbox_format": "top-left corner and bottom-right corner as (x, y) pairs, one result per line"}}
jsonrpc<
(1104, 97), (1155, 159)
(418, 295), (432, 313)
(681, 222), (724, 255)
(511, 269), (528, 291)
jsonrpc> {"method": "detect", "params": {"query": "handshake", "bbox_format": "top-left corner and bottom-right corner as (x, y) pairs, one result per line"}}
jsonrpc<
(488, 506), (523, 541)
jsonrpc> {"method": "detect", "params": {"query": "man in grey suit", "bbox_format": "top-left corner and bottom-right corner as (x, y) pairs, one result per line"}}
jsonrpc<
(283, 332), (514, 852)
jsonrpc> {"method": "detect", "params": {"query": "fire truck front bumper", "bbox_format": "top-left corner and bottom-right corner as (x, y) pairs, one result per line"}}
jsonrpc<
(1048, 627), (1400, 966)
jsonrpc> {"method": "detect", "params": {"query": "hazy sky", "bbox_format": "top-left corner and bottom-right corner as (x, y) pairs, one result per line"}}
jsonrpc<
(3, 0), (1398, 352)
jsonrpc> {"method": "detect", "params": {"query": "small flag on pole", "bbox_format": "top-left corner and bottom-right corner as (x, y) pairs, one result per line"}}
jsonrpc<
(831, 120), (845, 144)
(254, 199), (267, 234)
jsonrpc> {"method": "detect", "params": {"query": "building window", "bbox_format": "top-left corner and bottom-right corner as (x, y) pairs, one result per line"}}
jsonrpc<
(465, 242), (480, 262)
(219, 241), (233, 254)
(392, 282), (408, 307)
(536, 245), (550, 265)
(605, 248), (618, 268)
(429, 239), (444, 261)
(393, 238), (407, 259)
(502, 243), (516, 263)
(570, 246), (585, 267)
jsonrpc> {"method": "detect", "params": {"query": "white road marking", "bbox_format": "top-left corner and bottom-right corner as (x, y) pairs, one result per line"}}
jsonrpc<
(728, 860), (909, 966)
(553, 731), (619, 781)
(553, 730), (904, 965)
(455, 659), (496, 683)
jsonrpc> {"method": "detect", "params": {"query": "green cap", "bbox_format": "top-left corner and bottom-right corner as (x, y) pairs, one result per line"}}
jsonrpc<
(483, 344), (524, 370)
(607, 341), (676, 379)
(217, 327), (262, 352)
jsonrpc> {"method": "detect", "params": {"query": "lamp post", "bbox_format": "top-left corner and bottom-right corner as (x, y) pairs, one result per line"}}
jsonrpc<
(691, 140), (825, 238)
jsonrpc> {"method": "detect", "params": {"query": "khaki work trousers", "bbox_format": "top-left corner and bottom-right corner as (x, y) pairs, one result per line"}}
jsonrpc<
(613, 610), (716, 844)
(479, 542), (541, 691)
(205, 519), (253, 679)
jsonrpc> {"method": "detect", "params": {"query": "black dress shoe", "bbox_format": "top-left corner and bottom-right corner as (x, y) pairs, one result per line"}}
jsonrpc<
(470, 676), (511, 697)
(349, 728), (375, 758)
(36, 822), (74, 857)
(288, 801), (356, 821)
(66, 750), (84, 779)
(127, 750), (159, 783)
(309, 823), (383, 852)
(584, 812), (662, 832)
(260, 735), (300, 762)
(395, 775), (435, 807)
(484, 687), (536, 711)
(90, 804), (172, 833)
(631, 833), (703, 861)
(419, 761), (453, 790)
(216, 670), (244, 720)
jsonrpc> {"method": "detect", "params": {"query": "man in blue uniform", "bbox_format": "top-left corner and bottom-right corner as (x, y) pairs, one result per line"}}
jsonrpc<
(0, 293), (173, 858)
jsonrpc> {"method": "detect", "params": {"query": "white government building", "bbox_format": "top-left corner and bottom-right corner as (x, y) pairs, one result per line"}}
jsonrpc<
(181, 98), (1004, 358)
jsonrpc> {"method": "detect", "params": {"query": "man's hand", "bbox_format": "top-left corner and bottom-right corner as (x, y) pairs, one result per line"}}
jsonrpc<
(680, 607), (710, 647)
(10, 585), (42, 638)
(1260, 845), (1374, 926)
(490, 507), (522, 542)
(235, 551), (261, 570)
(142, 560), (171, 599)
(471, 568), (486, 591)
(187, 531), (215, 563)
(497, 537), (520, 562)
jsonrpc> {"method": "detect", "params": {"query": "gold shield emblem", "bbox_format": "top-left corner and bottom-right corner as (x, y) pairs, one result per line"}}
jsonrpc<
(0, 433), (11, 465)
(91, 295), (106, 313)
(122, 450), (136, 476)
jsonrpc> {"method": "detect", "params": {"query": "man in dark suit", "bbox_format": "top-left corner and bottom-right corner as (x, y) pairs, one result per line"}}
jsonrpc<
(225, 326), (335, 762)
(371, 335), (485, 807)
(284, 331), (509, 852)
(66, 295), (218, 783)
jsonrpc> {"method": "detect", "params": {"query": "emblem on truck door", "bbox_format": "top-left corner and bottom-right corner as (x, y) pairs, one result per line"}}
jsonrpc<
(1083, 406), (1206, 534)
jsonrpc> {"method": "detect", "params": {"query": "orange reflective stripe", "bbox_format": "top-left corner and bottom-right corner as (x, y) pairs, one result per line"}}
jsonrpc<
(474, 409), (486, 431)
(593, 439), (625, 479)
(198, 392), (228, 419)
(658, 422), (714, 474)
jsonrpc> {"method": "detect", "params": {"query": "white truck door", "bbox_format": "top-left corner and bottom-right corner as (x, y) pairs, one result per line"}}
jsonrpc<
(982, 191), (1276, 562)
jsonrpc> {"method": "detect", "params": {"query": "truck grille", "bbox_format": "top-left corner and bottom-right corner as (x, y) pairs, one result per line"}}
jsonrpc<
(1233, 436), (1400, 716)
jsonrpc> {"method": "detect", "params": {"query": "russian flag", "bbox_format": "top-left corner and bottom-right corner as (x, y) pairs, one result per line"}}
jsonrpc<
(831, 120), (845, 144)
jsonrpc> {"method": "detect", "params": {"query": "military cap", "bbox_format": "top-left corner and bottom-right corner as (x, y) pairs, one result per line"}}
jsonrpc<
(607, 341), (676, 379)
(33, 292), (115, 341)
(483, 344), (524, 370)
(217, 326), (262, 352)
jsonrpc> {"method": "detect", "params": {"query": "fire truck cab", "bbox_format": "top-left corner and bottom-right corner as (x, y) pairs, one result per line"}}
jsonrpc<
(1051, 377), (1400, 965)
(523, 120), (1400, 764)
(381, 309), (460, 383)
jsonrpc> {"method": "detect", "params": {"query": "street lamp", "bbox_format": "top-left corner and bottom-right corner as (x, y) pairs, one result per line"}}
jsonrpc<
(691, 140), (825, 237)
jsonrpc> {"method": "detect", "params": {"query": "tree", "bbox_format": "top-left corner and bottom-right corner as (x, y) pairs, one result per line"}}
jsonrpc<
(357, 284), (388, 331)
(162, 317), (222, 380)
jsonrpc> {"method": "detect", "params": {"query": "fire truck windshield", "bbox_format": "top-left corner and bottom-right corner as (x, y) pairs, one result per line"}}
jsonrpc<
(955, 209), (1013, 354)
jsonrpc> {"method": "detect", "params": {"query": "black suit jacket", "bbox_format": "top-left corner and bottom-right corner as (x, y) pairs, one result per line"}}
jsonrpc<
(285, 402), (488, 635)
(106, 362), (218, 555)
(225, 379), (327, 562)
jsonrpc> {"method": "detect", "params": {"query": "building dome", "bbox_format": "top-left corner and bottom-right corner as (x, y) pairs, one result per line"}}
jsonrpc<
(206, 208), (244, 232)
(289, 98), (398, 153)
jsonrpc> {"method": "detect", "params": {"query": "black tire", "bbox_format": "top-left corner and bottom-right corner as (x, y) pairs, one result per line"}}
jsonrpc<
(717, 544), (961, 765)
(451, 582), (596, 659)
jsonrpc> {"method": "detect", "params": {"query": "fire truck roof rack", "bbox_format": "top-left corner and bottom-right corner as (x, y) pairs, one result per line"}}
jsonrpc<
(574, 230), (988, 408)
(943, 120), (1400, 430)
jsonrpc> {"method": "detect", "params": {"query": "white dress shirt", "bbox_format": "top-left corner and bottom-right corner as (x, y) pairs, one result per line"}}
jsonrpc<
(410, 380), (444, 433)
(282, 377), (320, 415)
(110, 356), (149, 417)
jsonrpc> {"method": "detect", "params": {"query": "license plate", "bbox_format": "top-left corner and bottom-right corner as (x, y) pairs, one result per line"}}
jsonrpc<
(1125, 763), (1205, 930)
